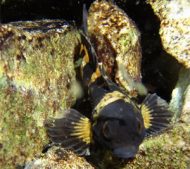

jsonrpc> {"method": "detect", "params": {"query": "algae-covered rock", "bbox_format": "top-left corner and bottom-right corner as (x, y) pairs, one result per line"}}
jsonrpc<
(24, 147), (94, 169)
(147, 0), (190, 68)
(88, 0), (143, 97)
(0, 20), (82, 169)
(143, 3), (190, 165)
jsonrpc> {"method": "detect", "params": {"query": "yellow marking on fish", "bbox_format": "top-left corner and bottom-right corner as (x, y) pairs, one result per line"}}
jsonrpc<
(80, 44), (90, 78)
(71, 117), (92, 144)
(90, 67), (101, 84)
(80, 44), (89, 67)
(141, 104), (153, 129)
(93, 91), (130, 119)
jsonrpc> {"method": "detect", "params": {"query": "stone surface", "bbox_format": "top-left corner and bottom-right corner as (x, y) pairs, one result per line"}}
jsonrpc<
(24, 147), (94, 169)
(169, 67), (190, 122)
(88, 0), (144, 97)
(0, 20), (81, 169)
(148, 0), (190, 68)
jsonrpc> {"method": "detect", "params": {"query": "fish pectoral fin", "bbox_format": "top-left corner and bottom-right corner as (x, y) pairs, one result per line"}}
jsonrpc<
(141, 93), (173, 137)
(44, 109), (92, 156)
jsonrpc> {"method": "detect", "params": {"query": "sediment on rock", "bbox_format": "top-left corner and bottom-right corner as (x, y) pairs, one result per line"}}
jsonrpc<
(148, 0), (190, 68)
(0, 20), (81, 169)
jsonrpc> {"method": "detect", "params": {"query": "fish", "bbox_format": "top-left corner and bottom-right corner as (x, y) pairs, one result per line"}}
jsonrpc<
(44, 31), (172, 159)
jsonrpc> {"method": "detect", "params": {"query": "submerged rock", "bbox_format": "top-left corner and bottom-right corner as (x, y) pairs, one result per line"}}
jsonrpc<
(147, 0), (190, 68)
(24, 147), (94, 169)
(0, 20), (82, 169)
(146, 1), (190, 168)
(88, 0), (144, 97)
(169, 67), (190, 123)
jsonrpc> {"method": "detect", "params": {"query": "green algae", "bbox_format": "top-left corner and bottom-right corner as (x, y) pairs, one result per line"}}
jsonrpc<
(0, 20), (82, 169)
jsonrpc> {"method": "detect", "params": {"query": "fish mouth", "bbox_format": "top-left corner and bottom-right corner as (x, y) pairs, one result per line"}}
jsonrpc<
(113, 146), (138, 159)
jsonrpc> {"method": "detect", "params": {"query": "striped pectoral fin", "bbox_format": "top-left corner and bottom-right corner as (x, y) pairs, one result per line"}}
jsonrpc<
(44, 109), (92, 156)
(141, 93), (173, 136)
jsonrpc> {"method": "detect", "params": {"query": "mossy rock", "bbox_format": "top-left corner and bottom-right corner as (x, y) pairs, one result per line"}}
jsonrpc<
(0, 20), (82, 169)
(25, 147), (94, 169)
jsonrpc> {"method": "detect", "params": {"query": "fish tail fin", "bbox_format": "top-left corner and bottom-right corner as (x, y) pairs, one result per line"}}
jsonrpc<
(141, 93), (173, 136)
(44, 109), (92, 156)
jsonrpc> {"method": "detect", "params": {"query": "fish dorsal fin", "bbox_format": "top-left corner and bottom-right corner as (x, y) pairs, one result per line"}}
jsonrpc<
(141, 93), (173, 136)
(81, 3), (88, 35)
(44, 109), (92, 156)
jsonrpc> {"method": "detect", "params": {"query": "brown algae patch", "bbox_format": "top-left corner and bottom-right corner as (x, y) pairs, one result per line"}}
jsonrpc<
(24, 147), (94, 169)
(0, 20), (82, 169)
(87, 0), (142, 97)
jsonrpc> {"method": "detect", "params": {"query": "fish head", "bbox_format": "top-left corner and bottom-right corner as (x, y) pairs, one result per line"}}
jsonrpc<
(93, 99), (145, 159)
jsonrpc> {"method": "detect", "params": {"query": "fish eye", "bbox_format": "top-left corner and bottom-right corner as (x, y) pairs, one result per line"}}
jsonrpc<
(102, 121), (112, 140)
